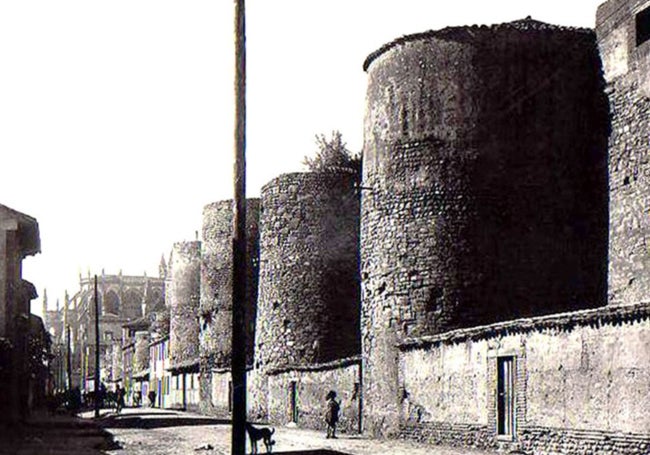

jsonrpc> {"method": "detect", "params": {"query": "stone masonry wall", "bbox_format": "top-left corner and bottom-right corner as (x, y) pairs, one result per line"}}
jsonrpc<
(133, 331), (150, 375)
(597, 0), (650, 304)
(209, 370), (232, 418)
(256, 171), (360, 369)
(361, 20), (609, 436)
(169, 241), (201, 369)
(267, 359), (361, 433)
(398, 303), (650, 454)
(251, 171), (360, 419)
(199, 199), (259, 369)
(199, 199), (259, 415)
(205, 369), (259, 419)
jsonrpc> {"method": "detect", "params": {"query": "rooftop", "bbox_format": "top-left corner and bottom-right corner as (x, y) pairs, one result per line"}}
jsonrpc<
(363, 17), (593, 71)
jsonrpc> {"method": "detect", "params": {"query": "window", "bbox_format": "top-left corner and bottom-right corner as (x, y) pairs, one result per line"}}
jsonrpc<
(103, 291), (120, 315)
(496, 356), (515, 437)
(637, 6), (650, 46)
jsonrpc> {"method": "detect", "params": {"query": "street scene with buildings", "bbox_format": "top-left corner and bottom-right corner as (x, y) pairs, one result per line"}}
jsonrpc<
(2, 0), (650, 454)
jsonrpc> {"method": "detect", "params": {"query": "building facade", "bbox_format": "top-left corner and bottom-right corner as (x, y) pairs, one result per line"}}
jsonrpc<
(0, 203), (41, 423)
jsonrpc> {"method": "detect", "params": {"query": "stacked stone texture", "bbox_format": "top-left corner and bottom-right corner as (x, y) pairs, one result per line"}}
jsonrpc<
(134, 331), (150, 374)
(169, 241), (201, 368)
(199, 199), (259, 369)
(597, 0), (650, 304)
(361, 19), (610, 435)
(110, 344), (122, 382)
(255, 171), (360, 372)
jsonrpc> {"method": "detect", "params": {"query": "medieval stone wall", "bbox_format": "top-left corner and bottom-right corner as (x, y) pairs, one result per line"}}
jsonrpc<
(266, 359), (361, 434)
(133, 331), (150, 375)
(597, 0), (650, 304)
(169, 241), (201, 369)
(199, 199), (259, 415)
(251, 171), (360, 420)
(199, 199), (259, 370)
(398, 303), (650, 454)
(255, 171), (360, 370)
(361, 20), (610, 435)
(208, 369), (232, 417)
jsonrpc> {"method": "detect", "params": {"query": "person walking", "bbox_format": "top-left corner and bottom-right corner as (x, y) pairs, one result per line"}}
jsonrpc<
(116, 385), (126, 414)
(148, 390), (157, 408)
(325, 390), (341, 439)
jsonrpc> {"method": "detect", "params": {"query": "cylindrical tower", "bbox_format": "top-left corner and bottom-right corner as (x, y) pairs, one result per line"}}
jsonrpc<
(253, 171), (360, 404)
(361, 19), (609, 435)
(199, 199), (260, 409)
(133, 331), (150, 374)
(169, 241), (201, 369)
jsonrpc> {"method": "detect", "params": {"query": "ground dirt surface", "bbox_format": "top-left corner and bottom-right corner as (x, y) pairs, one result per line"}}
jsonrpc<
(87, 407), (499, 455)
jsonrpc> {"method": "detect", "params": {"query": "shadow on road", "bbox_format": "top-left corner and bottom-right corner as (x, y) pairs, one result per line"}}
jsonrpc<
(273, 451), (351, 455)
(100, 414), (229, 430)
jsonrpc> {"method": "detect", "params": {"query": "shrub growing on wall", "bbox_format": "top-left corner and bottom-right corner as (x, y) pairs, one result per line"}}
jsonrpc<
(303, 131), (361, 178)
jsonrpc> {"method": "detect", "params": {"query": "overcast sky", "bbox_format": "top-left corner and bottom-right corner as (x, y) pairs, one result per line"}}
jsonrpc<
(0, 0), (605, 316)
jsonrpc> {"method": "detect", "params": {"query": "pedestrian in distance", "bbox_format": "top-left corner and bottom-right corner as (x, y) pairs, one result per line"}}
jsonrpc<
(148, 390), (156, 408)
(116, 385), (126, 414)
(325, 390), (341, 439)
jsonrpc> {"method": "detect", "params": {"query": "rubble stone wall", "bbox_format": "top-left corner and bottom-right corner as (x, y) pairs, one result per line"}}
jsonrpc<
(200, 369), (257, 419)
(209, 370), (231, 417)
(361, 21), (609, 436)
(267, 359), (361, 433)
(597, 0), (650, 304)
(255, 172), (360, 370)
(252, 171), (360, 420)
(133, 331), (150, 374)
(169, 241), (201, 368)
(199, 200), (259, 369)
(199, 199), (259, 415)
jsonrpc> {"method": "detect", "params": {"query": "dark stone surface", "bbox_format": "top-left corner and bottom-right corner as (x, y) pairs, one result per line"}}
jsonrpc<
(361, 20), (610, 436)
(198, 199), (259, 415)
(255, 172), (360, 370)
(251, 171), (360, 420)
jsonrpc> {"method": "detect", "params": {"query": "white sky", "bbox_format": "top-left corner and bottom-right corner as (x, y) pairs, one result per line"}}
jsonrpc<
(0, 0), (605, 316)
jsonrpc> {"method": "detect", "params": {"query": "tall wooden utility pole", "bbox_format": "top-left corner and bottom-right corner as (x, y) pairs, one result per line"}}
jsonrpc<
(94, 275), (100, 418)
(231, 0), (247, 453)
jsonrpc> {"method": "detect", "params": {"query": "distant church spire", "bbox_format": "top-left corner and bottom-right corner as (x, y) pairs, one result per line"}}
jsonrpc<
(63, 291), (68, 326)
(159, 254), (167, 279)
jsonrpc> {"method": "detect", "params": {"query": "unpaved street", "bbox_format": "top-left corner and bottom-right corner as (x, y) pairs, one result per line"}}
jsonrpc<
(95, 408), (497, 455)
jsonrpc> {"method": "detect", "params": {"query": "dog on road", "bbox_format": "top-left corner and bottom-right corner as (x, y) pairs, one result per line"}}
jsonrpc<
(245, 422), (275, 454)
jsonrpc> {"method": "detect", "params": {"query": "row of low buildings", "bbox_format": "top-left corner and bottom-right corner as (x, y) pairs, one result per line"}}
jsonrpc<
(44, 1), (650, 453)
(0, 204), (49, 425)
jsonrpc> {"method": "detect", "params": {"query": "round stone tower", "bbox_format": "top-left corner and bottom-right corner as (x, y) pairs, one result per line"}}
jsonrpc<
(199, 199), (260, 371)
(360, 18), (610, 435)
(168, 241), (201, 369)
(251, 171), (360, 418)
